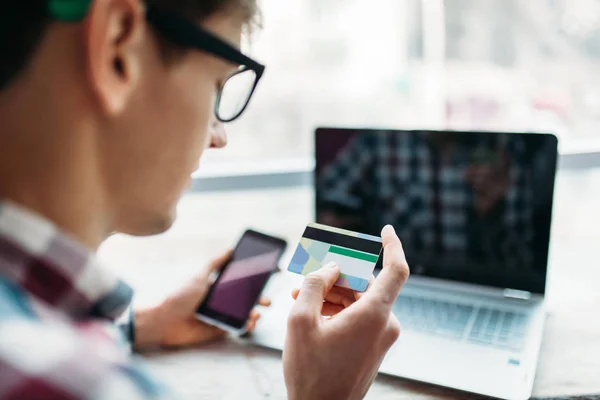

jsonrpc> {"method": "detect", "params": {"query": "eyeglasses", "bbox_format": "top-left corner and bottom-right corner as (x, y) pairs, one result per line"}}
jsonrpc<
(48, 1), (265, 123)
(145, 5), (265, 123)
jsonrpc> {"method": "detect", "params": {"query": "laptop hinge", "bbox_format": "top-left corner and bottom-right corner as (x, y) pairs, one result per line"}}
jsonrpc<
(503, 289), (532, 301)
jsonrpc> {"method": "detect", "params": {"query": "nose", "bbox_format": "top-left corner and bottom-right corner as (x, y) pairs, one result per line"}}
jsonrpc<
(210, 119), (228, 149)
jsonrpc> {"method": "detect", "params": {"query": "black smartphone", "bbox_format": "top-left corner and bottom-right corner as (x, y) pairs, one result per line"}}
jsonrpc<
(195, 229), (287, 334)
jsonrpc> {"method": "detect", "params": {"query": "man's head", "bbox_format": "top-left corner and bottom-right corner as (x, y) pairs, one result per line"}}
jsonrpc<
(0, 0), (260, 245)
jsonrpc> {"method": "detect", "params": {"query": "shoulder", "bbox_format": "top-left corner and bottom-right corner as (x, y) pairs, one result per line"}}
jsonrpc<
(0, 279), (173, 400)
(0, 277), (36, 320)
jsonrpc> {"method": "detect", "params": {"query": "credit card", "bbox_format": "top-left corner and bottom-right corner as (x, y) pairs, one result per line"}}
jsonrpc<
(287, 223), (382, 292)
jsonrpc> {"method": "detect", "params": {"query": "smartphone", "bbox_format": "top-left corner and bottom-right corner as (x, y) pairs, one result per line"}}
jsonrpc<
(195, 229), (287, 335)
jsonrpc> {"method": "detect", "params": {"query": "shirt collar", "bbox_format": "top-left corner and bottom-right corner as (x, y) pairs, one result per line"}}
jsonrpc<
(0, 201), (133, 320)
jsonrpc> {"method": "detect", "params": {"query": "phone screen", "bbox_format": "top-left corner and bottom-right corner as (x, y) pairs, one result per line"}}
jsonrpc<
(197, 230), (286, 329)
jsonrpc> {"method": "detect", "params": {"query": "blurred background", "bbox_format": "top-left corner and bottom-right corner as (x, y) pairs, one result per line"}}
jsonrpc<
(199, 0), (600, 166)
(102, 0), (600, 306)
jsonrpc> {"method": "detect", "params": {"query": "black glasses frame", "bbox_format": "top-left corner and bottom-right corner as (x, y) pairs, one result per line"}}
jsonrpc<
(146, 4), (265, 122)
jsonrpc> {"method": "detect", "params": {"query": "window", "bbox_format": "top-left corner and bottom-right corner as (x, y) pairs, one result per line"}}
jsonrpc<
(204, 0), (600, 165)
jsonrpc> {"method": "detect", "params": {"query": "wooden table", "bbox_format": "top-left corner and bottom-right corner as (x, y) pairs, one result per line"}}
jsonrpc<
(99, 169), (600, 399)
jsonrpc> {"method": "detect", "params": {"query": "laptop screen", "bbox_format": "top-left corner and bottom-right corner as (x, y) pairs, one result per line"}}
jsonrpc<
(315, 128), (558, 294)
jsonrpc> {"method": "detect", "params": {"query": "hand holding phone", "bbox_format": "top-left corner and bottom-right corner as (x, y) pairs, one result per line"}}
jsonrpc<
(195, 230), (287, 334)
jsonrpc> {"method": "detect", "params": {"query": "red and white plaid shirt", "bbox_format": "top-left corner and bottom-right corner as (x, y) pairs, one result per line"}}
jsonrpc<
(0, 201), (174, 399)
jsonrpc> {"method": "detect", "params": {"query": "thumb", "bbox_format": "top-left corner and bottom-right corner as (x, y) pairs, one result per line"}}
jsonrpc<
(206, 249), (233, 274)
(294, 262), (340, 321)
(193, 249), (232, 286)
(172, 249), (233, 312)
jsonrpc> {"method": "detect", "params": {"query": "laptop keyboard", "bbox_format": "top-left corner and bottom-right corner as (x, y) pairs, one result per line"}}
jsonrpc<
(394, 296), (529, 351)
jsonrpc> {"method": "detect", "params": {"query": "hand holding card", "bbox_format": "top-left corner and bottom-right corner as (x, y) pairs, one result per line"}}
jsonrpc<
(287, 223), (383, 292)
(284, 225), (410, 400)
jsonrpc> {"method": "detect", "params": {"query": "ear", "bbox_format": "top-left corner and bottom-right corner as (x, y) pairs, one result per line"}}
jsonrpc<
(83, 0), (145, 116)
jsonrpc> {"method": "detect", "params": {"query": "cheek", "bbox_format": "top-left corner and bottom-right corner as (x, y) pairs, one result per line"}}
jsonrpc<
(181, 72), (216, 150)
(155, 73), (215, 174)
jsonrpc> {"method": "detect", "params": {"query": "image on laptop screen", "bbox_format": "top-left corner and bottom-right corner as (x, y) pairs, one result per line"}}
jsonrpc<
(315, 128), (558, 294)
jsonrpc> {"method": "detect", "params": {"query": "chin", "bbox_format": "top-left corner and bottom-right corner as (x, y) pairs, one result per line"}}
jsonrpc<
(120, 208), (178, 237)
(148, 214), (177, 236)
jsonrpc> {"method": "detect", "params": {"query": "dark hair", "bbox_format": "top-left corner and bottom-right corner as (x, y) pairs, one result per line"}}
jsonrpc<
(0, 0), (258, 91)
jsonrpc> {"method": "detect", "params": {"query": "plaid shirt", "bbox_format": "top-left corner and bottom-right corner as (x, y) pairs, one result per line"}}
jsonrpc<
(318, 131), (535, 270)
(0, 201), (173, 399)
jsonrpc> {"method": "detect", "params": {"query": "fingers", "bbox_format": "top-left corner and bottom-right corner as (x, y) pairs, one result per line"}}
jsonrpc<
(258, 297), (271, 307)
(291, 284), (353, 317)
(328, 284), (361, 300)
(362, 226), (409, 312)
(289, 263), (340, 326)
(321, 302), (345, 316)
(246, 311), (261, 333)
(290, 295), (348, 316)
(325, 288), (357, 307)
(292, 285), (356, 308)
(291, 286), (351, 316)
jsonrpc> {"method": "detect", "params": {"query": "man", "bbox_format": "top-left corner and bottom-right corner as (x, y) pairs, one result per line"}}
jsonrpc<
(0, 0), (409, 399)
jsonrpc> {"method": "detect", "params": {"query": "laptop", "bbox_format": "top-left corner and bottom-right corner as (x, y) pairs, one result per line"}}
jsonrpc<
(250, 128), (558, 400)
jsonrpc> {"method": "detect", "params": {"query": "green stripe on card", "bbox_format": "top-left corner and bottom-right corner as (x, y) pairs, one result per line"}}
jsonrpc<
(329, 246), (379, 263)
